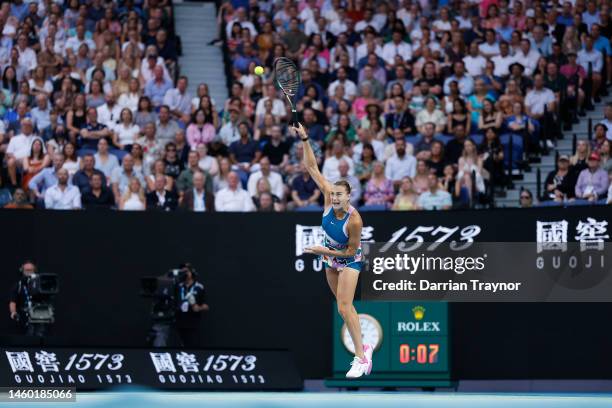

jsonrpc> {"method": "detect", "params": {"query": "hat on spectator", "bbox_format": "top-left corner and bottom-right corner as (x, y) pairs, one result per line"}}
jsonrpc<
(588, 152), (601, 161)
(558, 154), (570, 161)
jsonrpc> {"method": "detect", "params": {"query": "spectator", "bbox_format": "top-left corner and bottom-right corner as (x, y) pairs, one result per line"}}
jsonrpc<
(97, 92), (122, 129)
(392, 177), (418, 211)
(252, 178), (283, 212)
(155, 105), (181, 147)
(94, 138), (119, 180)
(229, 121), (261, 184)
(144, 65), (173, 108)
(592, 124), (607, 153)
(186, 109), (216, 148)
(416, 97), (446, 134)
(21, 138), (49, 191)
(601, 140), (612, 173)
(290, 163), (321, 209)
(322, 138), (354, 180)
(385, 138), (417, 187)
(543, 155), (574, 202)
(519, 189), (534, 208)
(146, 174), (179, 211)
(81, 173), (115, 210)
(577, 35), (603, 103)
(44, 168), (81, 210)
(72, 154), (106, 194)
(412, 160), (431, 194)
(335, 159), (361, 207)
(247, 156), (284, 200)
(3, 188), (33, 209)
(28, 152), (66, 201)
(177, 150), (212, 193)
(163, 76), (192, 123)
(575, 152), (609, 201)
(111, 154), (145, 203)
(146, 159), (175, 193)
(417, 173), (452, 210)
(448, 98), (471, 135)
(6, 118), (37, 187)
(179, 171), (214, 212)
(134, 96), (157, 130)
(78, 107), (112, 156)
(364, 161), (394, 208)
(119, 177), (146, 211)
(215, 171), (255, 212)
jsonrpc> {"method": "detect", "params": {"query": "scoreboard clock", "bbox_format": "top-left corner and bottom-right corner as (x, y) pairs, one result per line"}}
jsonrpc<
(326, 301), (452, 388)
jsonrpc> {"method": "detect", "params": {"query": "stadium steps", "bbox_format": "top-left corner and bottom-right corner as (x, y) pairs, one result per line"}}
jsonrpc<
(175, 2), (228, 108)
(495, 95), (610, 208)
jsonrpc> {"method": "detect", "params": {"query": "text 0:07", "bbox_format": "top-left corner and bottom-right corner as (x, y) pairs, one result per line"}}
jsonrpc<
(399, 344), (439, 364)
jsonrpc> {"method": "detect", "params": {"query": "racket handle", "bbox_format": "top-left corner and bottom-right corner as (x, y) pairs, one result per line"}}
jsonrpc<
(292, 109), (298, 127)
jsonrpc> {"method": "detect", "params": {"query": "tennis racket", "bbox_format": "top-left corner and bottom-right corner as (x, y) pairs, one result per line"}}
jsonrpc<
(274, 57), (301, 126)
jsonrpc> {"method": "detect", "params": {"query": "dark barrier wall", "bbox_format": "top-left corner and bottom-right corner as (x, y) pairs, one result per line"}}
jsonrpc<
(0, 207), (611, 379)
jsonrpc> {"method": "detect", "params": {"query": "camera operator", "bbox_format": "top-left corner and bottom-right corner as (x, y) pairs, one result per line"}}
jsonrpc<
(175, 263), (209, 347)
(8, 261), (47, 337)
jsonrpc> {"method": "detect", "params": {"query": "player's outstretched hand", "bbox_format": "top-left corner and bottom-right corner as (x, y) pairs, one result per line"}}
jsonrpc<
(303, 245), (326, 255)
(290, 123), (308, 140)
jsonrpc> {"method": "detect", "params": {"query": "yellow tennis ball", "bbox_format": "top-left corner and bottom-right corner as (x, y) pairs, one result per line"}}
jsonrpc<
(254, 66), (264, 76)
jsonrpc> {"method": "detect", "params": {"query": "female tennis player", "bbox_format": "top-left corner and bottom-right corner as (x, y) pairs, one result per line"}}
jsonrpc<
(292, 123), (373, 378)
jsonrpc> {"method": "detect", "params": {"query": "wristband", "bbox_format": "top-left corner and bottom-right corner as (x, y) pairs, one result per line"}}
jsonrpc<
(301, 137), (309, 141)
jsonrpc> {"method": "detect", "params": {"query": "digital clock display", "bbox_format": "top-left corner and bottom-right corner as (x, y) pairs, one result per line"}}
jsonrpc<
(390, 337), (448, 372)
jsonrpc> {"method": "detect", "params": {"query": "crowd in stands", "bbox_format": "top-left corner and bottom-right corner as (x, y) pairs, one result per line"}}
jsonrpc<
(0, 0), (611, 212)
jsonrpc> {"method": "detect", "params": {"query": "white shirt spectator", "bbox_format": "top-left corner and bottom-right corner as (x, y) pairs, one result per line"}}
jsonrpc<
(525, 88), (556, 116)
(355, 42), (384, 62)
(17, 47), (37, 71)
(97, 103), (122, 128)
(463, 54), (487, 77)
(381, 41), (413, 65)
(322, 155), (355, 180)
(44, 184), (81, 209)
(215, 187), (255, 212)
(385, 153), (417, 181)
(328, 79), (358, 99)
(218, 122), (241, 146)
(479, 42), (500, 57)
(225, 19), (257, 38)
(117, 92), (140, 113)
(513, 49), (540, 76)
(64, 36), (96, 55)
(114, 123), (141, 146)
(577, 48), (604, 73)
(491, 53), (515, 77)
(140, 57), (172, 83)
(255, 97), (286, 118)
(247, 171), (285, 200)
(599, 118), (612, 140)
(163, 88), (193, 117)
(328, 19), (348, 37)
(6, 133), (36, 160)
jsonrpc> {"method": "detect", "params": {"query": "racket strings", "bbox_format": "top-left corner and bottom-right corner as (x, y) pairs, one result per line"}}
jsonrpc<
(275, 58), (300, 96)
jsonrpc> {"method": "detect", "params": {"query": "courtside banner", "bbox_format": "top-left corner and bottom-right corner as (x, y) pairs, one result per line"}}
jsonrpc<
(0, 348), (302, 391)
(361, 242), (612, 302)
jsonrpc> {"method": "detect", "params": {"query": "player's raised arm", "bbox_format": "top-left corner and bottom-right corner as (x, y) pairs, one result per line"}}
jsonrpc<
(291, 123), (332, 201)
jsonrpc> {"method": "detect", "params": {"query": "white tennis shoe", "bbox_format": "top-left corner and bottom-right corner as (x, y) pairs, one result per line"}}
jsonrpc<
(345, 356), (370, 378)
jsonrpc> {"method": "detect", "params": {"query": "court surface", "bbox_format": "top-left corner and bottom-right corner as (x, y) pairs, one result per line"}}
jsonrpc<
(10, 391), (612, 408)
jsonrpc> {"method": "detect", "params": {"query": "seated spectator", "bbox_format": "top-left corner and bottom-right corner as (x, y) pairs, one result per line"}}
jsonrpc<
(111, 154), (145, 203)
(440, 164), (458, 199)
(456, 139), (486, 204)
(229, 121), (261, 184)
(384, 95), (416, 137)
(252, 178), (283, 212)
(504, 102), (537, 154)
(146, 174), (179, 211)
(94, 138), (119, 180)
(290, 163), (321, 210)
(97, 92), (122, 129)
(4, 188), (33, 209)
(591, 124), (607, 153)
(575, 152), (609, 201)
(478, 99), (502, 133)
(22, 138), (49, 191)
(186, 109), (216, 148)
(364, 161), (394, 208)
(66, 94), (88, 142)
(179, 171), (214, 212)
(323, 138), (355, 180)
(479, 128), (507, 188)
(447, 98), (471, 135)
(146, 160), (175, 192)
(392, 177), (418, 211)
(519, 189), (534, 208)
(445, 124), (468, 165)
(260, 125), (290, 171)
(215, 171), (256, 212)
(78, 107), (112, 156)
(354, 143), (376, 186)
(162, 142), (184, 180)
(72, 154), (106, 194)
(61, 142), (81, 177)
(257, 191), (280, 212)
(111, 108), (140, 156)
(6, 118), (37, 187)
(28, 152), (66, 202)
(31, 94), (52, 139)
(427, 141), (447, 177)
(156, 105), (181, 147)
(117, 78), (141, 113)
(412, 160), (431, 194)
(134, 96), (158, 129)
(467, 78), (495, 127)
(44, 168), (81, 210)
(119, 177), (146, 211)
(601, 140), (611, 173)
(81, 173), (115, 210)
(416, 96), (446, 134)
(163, 76), (192, 123)
(144, 65), (173, 109)
(213, 157), (232, 192)
(177, 150), (213, 193)
(247, 156), (284, 200)
(543, 155), (574, 202)
(385, 138), (417, 187)
(196, 144), (219, 177)
(417, 173), (452, 210)
(414, 122), (437, 160)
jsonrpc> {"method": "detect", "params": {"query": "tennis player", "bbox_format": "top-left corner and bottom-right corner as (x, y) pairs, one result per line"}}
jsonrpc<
(292, 123), (373, 378)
